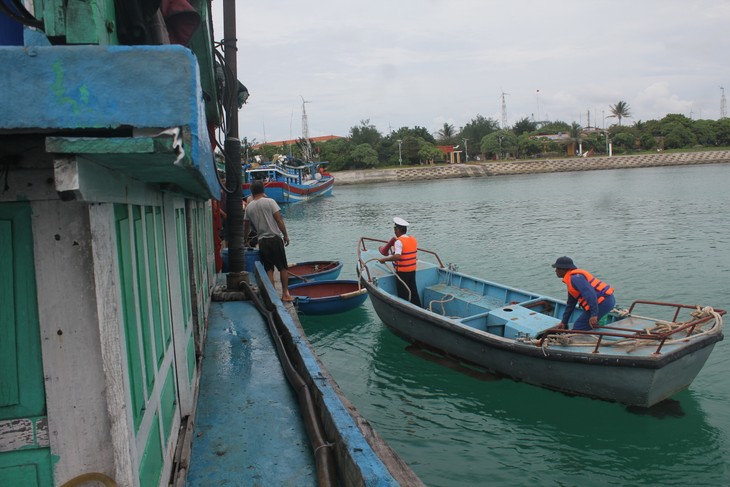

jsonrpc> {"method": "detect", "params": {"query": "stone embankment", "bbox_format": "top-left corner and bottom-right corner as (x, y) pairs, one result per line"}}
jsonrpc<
(332, 150), (730, 185)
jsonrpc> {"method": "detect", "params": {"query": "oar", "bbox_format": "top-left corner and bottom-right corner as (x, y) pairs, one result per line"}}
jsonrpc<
(287, 270), (312, 282)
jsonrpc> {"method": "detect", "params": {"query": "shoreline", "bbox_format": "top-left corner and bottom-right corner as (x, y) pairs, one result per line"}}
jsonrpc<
(331, 150), (730, 185)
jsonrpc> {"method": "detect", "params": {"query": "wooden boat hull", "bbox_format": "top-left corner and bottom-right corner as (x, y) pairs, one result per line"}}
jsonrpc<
(357, 238), (724, 407)
(243, 178), (334, 204)
(242, 160), (334, 204)
(289, 280), (368, 315)
(287, 260), (343, 284)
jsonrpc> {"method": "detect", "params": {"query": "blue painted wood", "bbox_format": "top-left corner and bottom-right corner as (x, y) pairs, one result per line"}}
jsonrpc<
(0, 44), (217, 197)
(254, 262), (402, 485)
(187, 300), (317, 486)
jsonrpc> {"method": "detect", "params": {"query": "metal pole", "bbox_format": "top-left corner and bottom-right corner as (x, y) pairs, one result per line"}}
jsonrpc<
(223, 0), (245, 273)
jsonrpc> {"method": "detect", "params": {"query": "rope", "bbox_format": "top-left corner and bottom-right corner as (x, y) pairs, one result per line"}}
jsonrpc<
(59, 473), (117, 487)
(531, 306), (723, 350)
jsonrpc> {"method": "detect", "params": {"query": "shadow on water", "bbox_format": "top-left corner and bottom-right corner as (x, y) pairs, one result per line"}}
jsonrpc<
(626, 398), (686, 418)
(404, 344), (503, 382)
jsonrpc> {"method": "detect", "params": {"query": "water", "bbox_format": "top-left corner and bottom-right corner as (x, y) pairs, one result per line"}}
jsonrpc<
(281, 164), (730, 487)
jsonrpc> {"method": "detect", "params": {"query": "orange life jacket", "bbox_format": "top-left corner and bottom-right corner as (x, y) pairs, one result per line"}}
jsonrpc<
(394, 235), (418, 272)
(563, 269), (614, 310)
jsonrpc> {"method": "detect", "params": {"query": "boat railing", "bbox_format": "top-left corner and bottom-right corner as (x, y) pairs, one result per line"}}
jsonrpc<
(537, 301), (725, 355)
(357, 237), (445, 282)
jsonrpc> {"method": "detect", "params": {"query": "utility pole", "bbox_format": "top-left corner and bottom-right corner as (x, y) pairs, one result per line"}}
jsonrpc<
(721, 87), (727, 119)
(223, 0), (245, 274)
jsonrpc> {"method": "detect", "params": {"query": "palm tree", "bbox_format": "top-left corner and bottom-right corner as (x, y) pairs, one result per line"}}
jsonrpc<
(609, 101), (632, 126)
(569, 122), (583, 155)
(435, 123), (456, 143)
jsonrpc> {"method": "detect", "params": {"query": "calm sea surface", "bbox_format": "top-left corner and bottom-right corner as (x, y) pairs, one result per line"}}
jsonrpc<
(281, 164), (730, 487)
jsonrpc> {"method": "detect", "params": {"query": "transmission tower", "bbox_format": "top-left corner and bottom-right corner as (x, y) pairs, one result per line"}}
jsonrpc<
(300, 95), (313, 161)
(500, 91), (509, 129)
(721, 87), (727, 119)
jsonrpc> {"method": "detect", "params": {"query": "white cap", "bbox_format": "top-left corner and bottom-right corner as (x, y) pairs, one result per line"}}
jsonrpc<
(393, 217), (409, 227)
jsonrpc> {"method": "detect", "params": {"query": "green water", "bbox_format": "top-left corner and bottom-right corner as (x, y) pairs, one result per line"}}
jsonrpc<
(282, 164), (730, 487)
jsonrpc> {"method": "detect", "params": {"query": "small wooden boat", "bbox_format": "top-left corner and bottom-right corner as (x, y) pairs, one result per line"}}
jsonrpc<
(357, 237), (725, 408)
(288, 280), (368, 315)
(287, 260), (343, 284)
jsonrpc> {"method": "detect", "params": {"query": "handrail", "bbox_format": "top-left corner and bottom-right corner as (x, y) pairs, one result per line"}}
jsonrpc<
(357, 236), (446, 283)
(538, 301), (725, 355)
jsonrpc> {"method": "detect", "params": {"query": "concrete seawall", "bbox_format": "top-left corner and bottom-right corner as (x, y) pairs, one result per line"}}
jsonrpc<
(332, 150), (730, 185)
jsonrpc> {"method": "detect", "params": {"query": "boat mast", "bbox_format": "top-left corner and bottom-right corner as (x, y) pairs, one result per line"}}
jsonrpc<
(301, 95), (313, 162)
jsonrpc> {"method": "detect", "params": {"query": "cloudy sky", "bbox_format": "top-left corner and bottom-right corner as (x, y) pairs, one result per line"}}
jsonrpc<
(211, 0), (729, 144)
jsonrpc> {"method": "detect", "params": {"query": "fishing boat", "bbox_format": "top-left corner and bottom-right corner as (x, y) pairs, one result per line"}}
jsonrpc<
(357, 237), (725, 408)
(287, 260), (343, 284)
(242, 156), (334, 203)
(288, 280), (368, 315)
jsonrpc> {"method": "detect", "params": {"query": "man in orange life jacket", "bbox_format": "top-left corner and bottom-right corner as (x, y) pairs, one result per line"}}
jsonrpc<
(378, 217), (422, 307)
(552, 256), (616, 331)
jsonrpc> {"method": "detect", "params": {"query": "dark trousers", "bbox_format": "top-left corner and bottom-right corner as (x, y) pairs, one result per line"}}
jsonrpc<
(396, 271), (421, 307)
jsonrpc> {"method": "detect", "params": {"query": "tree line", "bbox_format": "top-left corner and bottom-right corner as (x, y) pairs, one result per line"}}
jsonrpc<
(246, 103), (730, 171)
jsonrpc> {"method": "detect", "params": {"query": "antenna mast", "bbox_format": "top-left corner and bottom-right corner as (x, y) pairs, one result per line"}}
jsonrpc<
(300, 95), (313, 161)
(721, 87), (727, 119)
(500, 91), (509, 129)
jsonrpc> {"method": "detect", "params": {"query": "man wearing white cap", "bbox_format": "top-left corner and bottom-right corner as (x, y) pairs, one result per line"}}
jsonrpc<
(379, 217), (422, 307)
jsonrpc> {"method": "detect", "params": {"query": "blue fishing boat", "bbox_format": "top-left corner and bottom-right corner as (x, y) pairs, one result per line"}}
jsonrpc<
(287, 260), (343, 284)
(242, 157), (334, 203)
(288, 280), (368, 315)
(357, 237), (725, 408)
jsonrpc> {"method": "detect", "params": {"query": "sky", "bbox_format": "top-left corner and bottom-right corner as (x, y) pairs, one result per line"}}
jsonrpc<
(211, 0), (730, 144)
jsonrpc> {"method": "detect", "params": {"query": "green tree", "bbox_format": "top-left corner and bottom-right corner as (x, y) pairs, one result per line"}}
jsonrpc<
(461, 115), (500, 156)
(512, 117), (537, 136)
(638, 133), (657, 151)
(481, 130), (517, 159)
(390, 126), (436, 145)
(663, 123), (697, 149)
(715, 118), (730, 145)
(515, 134), (542, 158)
(349, 119), (382, 147)
(609, 101), (632, 125)
(418, 141), (443, 164)
(691, 119), (717, 146)
(348, 143), (380, 168)
(317, 138), (353, 170)
(410, 126), (436, 144)
(612, 132), (636, 153)
(396, 136), (422, 165)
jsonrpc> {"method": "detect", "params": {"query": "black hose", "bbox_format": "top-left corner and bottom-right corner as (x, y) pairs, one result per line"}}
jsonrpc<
(241, 281), (338, 487)
(0, 0), (43, 29)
